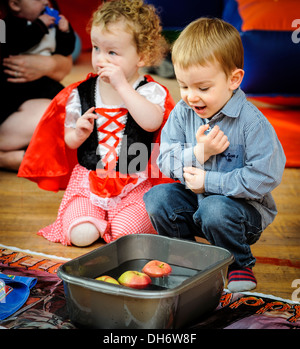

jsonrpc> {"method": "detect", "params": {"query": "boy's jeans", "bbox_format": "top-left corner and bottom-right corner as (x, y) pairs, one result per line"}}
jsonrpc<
(144, 183), (262, 269)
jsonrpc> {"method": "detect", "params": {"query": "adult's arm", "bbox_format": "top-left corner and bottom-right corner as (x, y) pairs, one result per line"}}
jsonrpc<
(2, 54), (72, 83)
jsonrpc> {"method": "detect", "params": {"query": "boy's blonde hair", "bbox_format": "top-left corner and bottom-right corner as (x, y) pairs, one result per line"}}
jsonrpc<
(90, 0), (168, 67)
(172, 17), (244, 77)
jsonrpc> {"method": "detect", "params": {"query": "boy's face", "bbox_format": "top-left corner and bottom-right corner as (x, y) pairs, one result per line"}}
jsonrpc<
(174, 61), (240, 119)
(91, 20), (145, 86)
(10, 0), (48, 21)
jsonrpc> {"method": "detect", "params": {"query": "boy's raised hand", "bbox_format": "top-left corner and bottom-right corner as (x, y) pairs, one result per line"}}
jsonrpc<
(194, 124), (230, 164)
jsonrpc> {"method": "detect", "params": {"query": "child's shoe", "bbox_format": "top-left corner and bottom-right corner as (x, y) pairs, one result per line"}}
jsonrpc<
(227, 267), (257, 292)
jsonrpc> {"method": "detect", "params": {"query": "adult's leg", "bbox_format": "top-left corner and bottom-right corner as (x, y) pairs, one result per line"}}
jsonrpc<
(144, 182), (199, 240)
(0, 99), (50, 170)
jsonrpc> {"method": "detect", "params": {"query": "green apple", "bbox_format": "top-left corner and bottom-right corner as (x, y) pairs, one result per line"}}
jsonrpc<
(118, 270), (151, 289)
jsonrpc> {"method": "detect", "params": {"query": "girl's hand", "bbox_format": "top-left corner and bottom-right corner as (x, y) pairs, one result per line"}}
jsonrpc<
(65, 107), (98, 149)
(183, 166), (206, 194)
(97, 62), (127, 90)
(194, 124), (230, 164)
(75, 107), (98, 141)
(97, 62), (163, 132)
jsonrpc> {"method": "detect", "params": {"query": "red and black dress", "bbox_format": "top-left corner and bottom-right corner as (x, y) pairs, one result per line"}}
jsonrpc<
(18, 74), (175, 244)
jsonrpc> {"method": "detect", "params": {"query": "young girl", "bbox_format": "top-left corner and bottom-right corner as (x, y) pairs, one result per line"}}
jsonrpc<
(18, 0), (175, 246)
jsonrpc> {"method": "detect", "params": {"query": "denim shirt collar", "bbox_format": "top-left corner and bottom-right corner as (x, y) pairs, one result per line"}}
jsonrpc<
(220, 88), (246, 119)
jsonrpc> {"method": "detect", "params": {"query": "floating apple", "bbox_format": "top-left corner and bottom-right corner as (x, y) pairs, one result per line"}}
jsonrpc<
(95, 275), (120, 285)
(142, 260), (172, 277)
(118, 270), (151, 289)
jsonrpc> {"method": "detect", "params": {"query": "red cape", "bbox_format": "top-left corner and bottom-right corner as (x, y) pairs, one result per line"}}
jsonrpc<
(18, 74), (175, 191)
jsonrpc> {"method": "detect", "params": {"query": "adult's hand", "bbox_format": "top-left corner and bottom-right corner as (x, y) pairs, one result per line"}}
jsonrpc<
(2, 54), (72, 83)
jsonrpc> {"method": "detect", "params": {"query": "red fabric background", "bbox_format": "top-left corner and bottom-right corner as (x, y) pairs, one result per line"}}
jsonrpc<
(57, 0), (102, 51)
(259, 107), (300, 168)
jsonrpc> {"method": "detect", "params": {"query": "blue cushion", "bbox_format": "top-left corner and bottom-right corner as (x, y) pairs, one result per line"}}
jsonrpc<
(241, 30), (300, 95)
(223, 0), (300, 97)
(146, 0), (224, 30)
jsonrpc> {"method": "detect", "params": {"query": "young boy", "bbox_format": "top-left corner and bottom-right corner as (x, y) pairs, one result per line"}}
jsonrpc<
(144, 18), (286, 292)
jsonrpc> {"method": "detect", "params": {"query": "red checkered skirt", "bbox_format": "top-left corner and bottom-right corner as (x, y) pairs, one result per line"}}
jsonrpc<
(38, 164), (157, 245)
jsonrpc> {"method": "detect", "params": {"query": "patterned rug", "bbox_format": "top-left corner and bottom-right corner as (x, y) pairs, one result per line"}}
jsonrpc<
(0, 244), (74, 329)
(0, 244), (299, 330)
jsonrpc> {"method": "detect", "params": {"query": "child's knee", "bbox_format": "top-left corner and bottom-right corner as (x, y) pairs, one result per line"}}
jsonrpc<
(143, 185), (169, 216)
(143, 187), (158, 213)
(196, 195), (234, 225)
(69, 222), (100, 247)
(110, 209), (155, 240)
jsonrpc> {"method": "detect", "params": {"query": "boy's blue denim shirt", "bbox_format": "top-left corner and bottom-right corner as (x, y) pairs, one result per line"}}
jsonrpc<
(158, 88), (286, 230)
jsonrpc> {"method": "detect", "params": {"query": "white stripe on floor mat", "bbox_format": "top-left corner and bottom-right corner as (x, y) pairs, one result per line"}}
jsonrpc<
(0, 243), (71, 261)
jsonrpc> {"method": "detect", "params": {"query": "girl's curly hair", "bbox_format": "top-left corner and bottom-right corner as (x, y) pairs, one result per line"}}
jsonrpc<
(89, 0), (168, 67)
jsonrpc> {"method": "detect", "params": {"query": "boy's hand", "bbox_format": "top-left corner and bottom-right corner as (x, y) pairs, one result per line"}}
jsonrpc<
(183, 167), (206, 194)
(194, 124), (230, 164)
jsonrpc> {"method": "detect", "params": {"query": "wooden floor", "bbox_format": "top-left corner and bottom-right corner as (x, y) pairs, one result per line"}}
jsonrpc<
(0, 52), (299, 301)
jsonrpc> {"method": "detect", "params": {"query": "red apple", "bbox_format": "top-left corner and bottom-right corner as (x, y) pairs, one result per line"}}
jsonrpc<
(118, 271), (151, 289)
(142, 260), (172, 277)
(95, 275), (120, 285)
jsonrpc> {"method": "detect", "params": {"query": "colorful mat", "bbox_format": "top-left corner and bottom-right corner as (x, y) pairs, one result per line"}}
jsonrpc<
(0, 244), (299, 329)
(0, 245), (74, 329)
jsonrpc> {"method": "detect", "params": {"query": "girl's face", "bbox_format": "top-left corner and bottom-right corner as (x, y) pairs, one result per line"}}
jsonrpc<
(91, 20), (145, 86)
(11, 0), (48, 21)
(174, 61), (242, 119)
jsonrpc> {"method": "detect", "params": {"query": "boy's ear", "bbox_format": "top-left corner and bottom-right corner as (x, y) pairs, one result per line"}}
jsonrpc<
(8, 0), (21, 13)
(229, 68), (244, 90)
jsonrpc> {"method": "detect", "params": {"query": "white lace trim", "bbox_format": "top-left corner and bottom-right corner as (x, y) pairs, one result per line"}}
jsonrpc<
(81, 170), (148, 210)
(64, 75), (166, 128)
